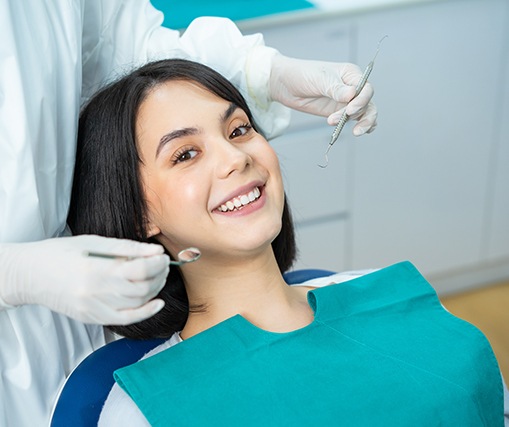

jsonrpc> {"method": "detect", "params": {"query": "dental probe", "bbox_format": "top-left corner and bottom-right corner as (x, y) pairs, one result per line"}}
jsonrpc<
(318, 35), (387, 169)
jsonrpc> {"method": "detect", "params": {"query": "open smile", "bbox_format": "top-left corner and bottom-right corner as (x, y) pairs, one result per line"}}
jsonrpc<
(214, 186), (262, 213)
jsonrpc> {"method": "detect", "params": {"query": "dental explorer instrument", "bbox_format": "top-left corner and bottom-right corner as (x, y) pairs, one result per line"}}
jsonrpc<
(318, 35), (387, 168)
(85, 247), (201, 266)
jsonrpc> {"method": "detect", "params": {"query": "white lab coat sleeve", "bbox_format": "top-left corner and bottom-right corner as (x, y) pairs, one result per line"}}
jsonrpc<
(81, 0), (290, 139)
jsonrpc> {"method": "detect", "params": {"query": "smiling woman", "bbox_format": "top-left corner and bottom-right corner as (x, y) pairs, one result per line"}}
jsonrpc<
(67, 59), (506, 426)
(68, 59), (297, 341)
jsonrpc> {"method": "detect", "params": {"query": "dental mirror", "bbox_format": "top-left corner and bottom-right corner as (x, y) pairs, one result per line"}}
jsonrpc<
(170, 247), (201, 266)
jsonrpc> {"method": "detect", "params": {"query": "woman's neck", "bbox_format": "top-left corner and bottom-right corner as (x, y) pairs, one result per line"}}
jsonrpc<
(179, 252), (314, 339)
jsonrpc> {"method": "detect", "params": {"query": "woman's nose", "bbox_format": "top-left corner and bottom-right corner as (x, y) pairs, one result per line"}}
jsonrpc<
(215, 138), (253, 178)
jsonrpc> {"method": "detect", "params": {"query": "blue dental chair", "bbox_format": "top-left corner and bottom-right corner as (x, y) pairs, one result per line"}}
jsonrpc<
(50, 268), (335, 427)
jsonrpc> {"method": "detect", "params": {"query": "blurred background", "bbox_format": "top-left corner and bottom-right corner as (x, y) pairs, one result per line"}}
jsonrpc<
(151, 0), (509, 378)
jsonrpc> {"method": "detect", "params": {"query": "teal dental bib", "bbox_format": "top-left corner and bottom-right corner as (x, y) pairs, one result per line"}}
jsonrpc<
(114, 261), (503, 426)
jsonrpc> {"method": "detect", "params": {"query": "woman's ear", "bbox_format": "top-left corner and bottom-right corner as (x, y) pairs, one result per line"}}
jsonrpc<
(145, 221), (161, 238)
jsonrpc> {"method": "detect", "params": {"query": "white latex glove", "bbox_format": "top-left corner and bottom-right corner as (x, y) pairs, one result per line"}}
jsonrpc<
(0, 235), (170, 325)
(269, 54), (377, 136)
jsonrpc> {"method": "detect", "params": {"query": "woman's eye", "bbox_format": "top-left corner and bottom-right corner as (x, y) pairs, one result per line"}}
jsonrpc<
(230, 123), (252, 139)
(172, 148), (198, 164)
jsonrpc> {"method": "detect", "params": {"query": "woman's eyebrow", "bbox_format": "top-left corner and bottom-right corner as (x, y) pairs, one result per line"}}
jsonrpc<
(155, 127), (199, 159)
(220, 102), (240, 124)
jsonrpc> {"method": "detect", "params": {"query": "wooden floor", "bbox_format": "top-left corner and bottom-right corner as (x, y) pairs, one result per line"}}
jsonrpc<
(440, 280), (509, 382)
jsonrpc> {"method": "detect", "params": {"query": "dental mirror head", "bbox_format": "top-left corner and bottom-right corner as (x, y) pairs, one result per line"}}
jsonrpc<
(170, 247), (201, 266)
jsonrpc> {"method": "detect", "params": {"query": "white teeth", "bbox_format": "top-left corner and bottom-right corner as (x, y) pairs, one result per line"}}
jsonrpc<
(218, 187), (261, 212)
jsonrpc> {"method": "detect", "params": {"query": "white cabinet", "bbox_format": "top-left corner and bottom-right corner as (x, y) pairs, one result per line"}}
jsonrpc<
(349, 0), (509, 292)
(243, 0), (509, 293)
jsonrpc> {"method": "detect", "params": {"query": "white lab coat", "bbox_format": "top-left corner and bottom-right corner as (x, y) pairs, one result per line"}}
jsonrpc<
(0, 1), (289, 425)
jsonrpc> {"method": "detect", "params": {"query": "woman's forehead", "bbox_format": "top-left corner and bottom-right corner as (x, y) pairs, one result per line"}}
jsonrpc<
(138, 80), (248, 128)
(145, 80), (223, 106)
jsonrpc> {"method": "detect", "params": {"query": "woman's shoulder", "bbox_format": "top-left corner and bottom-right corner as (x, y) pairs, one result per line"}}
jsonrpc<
(98, 333), (181, 426)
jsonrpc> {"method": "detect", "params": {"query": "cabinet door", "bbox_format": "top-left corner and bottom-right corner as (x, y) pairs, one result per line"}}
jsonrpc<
(293, 219), (347, 272)
(348, 0), (508, 289)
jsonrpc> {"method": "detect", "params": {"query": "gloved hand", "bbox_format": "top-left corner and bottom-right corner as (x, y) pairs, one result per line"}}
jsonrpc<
(269, 54), (377, 136)
(0, 235), (169, 325)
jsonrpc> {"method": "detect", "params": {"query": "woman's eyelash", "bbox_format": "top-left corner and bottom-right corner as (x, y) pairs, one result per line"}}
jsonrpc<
(171, 147), (198, 164)
(231, 123), (252, 138)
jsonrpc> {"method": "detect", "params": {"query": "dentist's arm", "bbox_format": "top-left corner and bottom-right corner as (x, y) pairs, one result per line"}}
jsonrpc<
(82, 4), (376, 140)
(0, 235), (169, 325)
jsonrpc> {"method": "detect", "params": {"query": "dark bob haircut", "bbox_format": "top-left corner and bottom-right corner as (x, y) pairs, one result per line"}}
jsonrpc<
(68, 59), (296, 339)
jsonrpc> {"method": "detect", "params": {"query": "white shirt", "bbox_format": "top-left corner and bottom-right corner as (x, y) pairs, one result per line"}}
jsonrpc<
(0, 1), (288, 425)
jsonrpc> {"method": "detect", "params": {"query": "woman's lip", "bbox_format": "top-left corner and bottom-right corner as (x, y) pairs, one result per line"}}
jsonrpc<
(211, 180), (265, 211)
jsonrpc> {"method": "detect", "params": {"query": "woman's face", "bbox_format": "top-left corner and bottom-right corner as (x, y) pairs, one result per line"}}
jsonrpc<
(136, 80), (285, 263)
